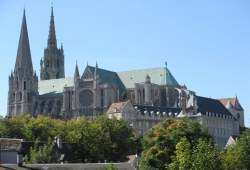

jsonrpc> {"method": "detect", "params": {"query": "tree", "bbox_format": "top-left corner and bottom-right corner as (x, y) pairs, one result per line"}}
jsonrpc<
(105, 164), (118, 170)
(222, 129), (250, 170)
(24, 116), (65, 141)
(168, 137), (192, 170)
(0, 114), (30, 139)
(0, 115), (137, 163)
(24, 139), (60, 164)
(139, 118), (212, 170)
(64, 116), (136, 163)
(192, 139), (222, 170)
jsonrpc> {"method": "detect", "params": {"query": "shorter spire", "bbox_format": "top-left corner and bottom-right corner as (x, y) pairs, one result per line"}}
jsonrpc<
(94, 61), (98, 80)
(165, 61), (168, 67)
(145, 74), (151, 83)
(61, 43), (63, 50)
(74, 61), (80, 79)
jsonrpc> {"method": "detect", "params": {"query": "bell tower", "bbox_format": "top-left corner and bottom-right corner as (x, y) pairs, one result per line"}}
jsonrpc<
(8, 10), (38, 116)
(40, 7), (65, 80)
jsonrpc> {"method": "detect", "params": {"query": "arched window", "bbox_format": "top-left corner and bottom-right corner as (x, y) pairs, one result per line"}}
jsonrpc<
(79, 90), (93, 107)
(19, 92), (22, 101)
(57, 59), (60, 67)
(23, 81), (26, 90)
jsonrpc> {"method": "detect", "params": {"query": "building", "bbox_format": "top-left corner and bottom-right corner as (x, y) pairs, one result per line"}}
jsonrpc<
(0, 138), (23, 164)
(7, 8), (244, 148)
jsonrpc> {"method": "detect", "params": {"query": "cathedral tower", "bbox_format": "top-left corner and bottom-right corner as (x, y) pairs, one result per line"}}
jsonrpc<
(40, 7), (65, 80)
(8, 10), (38, 116)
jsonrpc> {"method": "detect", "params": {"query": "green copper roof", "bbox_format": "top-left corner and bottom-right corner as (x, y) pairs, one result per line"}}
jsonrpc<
(39, 77), (74, 95)
(38, 66), (179, 95)
(117, 67), (179, 89)
(87, 66), (126, 92)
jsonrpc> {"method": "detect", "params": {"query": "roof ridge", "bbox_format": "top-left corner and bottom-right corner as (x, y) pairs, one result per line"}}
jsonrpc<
(118, 67), (164, 73)
(87, 65), (116, 74)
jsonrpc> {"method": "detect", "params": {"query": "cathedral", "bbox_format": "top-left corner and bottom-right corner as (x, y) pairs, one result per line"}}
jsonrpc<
(8, 8), (245, 148)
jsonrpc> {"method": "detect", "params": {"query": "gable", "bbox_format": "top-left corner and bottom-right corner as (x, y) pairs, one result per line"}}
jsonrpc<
(81, 67), (94, 80)
(83, 65), (126, 92)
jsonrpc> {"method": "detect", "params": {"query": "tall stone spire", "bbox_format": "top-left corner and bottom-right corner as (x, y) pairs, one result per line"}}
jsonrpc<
(14, 9), (33, 77)
(8, 9), (38, 117)
(47, 6), (57, 48)
(40, 6), (65, 80)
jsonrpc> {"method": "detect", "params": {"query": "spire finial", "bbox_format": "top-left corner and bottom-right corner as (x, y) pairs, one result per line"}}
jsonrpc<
(145, 74), (151, 83)
(165, 61), (168, 67)
(47, 5), (57, 48)
(51, 2), (54, 17)
(61, 43), (63, 50)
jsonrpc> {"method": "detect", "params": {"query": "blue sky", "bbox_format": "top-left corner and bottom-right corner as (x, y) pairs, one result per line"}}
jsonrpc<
(0, 0), (249, 127)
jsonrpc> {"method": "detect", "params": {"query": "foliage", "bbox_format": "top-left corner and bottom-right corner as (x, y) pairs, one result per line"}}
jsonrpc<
(168, 137), (192, 170)
(222, 129), (250, 170)
(105, 164), (118, 170)
(0, 115), (136, 163)
(24, 116), (65, 141)
(0, 114), (30, 139)
(139, 118), (212, 170)
(64, 116), (136, 163)
(191, 139), (222, 170)
(24, 139), (60, 163)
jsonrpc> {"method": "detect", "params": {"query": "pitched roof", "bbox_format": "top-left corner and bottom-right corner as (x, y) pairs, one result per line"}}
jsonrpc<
(197, 96), (233, 116)
(117, 67), (179, 89)
(86, 66), (126, 92)
(219, 97), (244, 111)
(0, 138), (23, 151)
(107, 101), (130, 113)
(38, 77), (74, 95)
(134, 105), (181, 115)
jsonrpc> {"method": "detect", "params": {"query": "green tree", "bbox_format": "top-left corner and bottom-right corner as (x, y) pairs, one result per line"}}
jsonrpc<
(64, 116), (136, 163)
(105, 164), (118, 170)
(0, 114), (30, 139)
(25, 139), (60, 163)
(192, 139), (222, 170)
(139, 118), (211, 170)
(168, 137), (192, 170)
(24, 116), (65, 141)
(0, 115), (137, 163)
(222, 129), (250, 170)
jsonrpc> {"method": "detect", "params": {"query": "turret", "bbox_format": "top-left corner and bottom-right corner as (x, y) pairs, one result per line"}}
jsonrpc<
(74, 61), (80, 82)
(144, 74), (152, 105)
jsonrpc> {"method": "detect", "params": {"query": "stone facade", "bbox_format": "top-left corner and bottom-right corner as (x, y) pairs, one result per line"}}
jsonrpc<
(62, 63), (126, 118)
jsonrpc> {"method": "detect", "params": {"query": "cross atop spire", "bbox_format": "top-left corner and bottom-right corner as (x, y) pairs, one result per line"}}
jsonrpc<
(14, 9), (33, 77)
(47, 6), (57, 48)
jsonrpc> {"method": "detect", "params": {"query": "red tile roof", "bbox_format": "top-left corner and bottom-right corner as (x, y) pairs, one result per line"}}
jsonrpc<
(219, 97), (243, 111)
